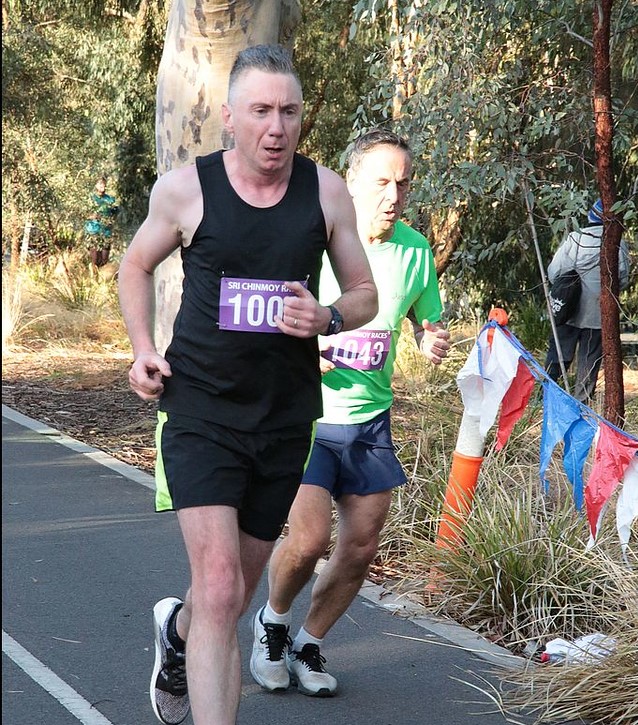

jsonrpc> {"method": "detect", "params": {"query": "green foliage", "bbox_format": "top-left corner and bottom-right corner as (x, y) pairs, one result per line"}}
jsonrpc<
(5, 1), (143, 23)
(295, 0), (377, 169)
(351, 0), (638, 315)
(620, 242), (638, 327)
(2, 1), (164, 262)
(509, 295), (552, 355)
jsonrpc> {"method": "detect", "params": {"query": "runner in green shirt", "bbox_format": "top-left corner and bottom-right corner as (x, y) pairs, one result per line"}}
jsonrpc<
(251, 129), (451, 697)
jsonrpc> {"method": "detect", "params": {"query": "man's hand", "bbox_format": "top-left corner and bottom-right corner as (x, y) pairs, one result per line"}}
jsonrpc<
(419, 320), (451, 365)
(317, 337), (336, 375)
(128, 352), (172, 401)
(319, 356), (336, 375)
(275, 281), (330, 337)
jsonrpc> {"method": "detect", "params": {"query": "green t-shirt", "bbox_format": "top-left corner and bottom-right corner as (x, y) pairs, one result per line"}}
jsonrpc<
(319, 220), (443, 424)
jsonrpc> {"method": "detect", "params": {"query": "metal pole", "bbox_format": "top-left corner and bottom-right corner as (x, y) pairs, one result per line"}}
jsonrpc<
(522, 184), (571, 394)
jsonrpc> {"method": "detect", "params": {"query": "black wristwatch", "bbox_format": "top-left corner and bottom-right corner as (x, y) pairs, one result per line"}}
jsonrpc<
(324, 305), (344, 336)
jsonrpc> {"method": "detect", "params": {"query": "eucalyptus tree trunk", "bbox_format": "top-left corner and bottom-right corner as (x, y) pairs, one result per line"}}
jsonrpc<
(593, 0), (625, 427)
(153, 0), (301, 353)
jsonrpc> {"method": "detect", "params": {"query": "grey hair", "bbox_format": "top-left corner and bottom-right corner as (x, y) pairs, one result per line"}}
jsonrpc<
(347, 129), (413, 174)
(228, 44), (301, 100)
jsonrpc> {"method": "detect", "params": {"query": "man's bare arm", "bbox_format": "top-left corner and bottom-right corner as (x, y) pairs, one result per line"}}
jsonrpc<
(318, 165), (378, 332)
(118, 167), (199, 399)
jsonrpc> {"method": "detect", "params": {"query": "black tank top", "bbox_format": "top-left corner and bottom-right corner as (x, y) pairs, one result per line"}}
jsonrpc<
(160, 150), (328, 431)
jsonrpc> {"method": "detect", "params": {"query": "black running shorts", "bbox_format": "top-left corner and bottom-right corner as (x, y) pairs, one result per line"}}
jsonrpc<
(155, 411), (314, 541)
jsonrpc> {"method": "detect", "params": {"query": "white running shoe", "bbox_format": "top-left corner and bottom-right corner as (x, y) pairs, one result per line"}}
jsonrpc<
(249, 606), (291, 691)
(150, 597), (189, 724)
(286, 643), (338, 697)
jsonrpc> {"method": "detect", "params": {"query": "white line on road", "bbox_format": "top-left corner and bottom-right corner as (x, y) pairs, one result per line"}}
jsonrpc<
(2, 630), (115, 725)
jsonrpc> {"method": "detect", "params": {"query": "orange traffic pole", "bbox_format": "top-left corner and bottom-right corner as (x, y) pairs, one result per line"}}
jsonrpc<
(435, 451), (484, 549)
(427, 308), (509, 592)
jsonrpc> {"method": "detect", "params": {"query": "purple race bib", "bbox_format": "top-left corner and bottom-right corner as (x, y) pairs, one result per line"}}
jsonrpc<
(321, 329), (392, 370)
(219, 277), (306, 333)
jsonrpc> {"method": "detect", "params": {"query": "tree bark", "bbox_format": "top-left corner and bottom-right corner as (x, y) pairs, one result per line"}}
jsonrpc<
(429, 207), (462, 276)
(153, 0), (301, 353)
(593, 0), (625, 427)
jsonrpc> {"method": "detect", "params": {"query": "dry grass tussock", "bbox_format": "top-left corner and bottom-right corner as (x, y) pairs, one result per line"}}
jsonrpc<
(3, 263), (638, 724)
(2, 254), (128, 353)
(501, 549), (638, 725)
(377, 321), (638, 724)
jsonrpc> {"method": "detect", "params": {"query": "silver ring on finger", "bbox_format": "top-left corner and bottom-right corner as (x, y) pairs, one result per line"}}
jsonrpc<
(294, 318), (298, 328)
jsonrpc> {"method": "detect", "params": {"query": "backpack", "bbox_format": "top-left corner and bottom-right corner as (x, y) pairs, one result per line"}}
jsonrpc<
(549, 269), (582, 325)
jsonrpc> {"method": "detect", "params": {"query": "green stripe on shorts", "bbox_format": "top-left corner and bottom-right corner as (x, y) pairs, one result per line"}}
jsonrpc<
(154, 410), (174, 512)
(304, 420), (317, 473)
(154, 412), (315, 512)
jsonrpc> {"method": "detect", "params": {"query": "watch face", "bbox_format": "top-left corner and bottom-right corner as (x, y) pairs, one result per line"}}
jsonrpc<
(332, 310), (344, 334)
(326, 306), (343, 336)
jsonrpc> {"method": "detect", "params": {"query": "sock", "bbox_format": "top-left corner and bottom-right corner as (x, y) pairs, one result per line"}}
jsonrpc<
(263, 601), (291, 626)
(167, 603), (186, 651)
(293, 626), (323, 651)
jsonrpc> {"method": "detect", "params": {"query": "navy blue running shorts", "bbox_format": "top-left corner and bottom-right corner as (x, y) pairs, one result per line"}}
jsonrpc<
(301, 409), (407, 499)
(155, 411), (314, 541)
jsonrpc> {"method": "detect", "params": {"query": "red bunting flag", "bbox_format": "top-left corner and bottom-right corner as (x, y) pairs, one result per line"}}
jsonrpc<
(496, 358), (536, 451)
(455, 318), (638, 552)
(585, 423), (638, 539)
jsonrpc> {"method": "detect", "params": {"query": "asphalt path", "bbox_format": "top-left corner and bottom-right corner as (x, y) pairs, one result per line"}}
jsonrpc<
(3, 405), (536, 725)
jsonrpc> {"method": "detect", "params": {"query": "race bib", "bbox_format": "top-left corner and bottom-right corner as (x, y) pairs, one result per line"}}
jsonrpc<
(321, 329), (392, 370)
(219, 277), (306, 333)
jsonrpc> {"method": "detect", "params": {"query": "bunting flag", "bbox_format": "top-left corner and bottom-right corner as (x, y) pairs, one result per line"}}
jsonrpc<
(616, 457), (638, 560)
(584, 423), (638, 539)
(539, 384), (597, 511)
(496, 358), (536, 451)
(458, 319), (638, 551)
(456, 326), (522, 438)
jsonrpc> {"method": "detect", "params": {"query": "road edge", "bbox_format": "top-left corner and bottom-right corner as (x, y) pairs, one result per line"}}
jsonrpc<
(2, 403), (524, 670)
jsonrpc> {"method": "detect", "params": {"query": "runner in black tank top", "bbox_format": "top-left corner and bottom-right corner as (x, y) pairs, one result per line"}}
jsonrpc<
(161, 150), (327, 431)
(118, 45), (377, 725)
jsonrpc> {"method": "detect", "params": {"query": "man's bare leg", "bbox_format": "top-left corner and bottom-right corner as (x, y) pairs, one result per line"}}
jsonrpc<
(303, 490), (392, 638)
(250, 486), (332, 692)
(178, 505), (274, 725)
(267, 485), (334, 615)
(282, 489), (392, 696)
